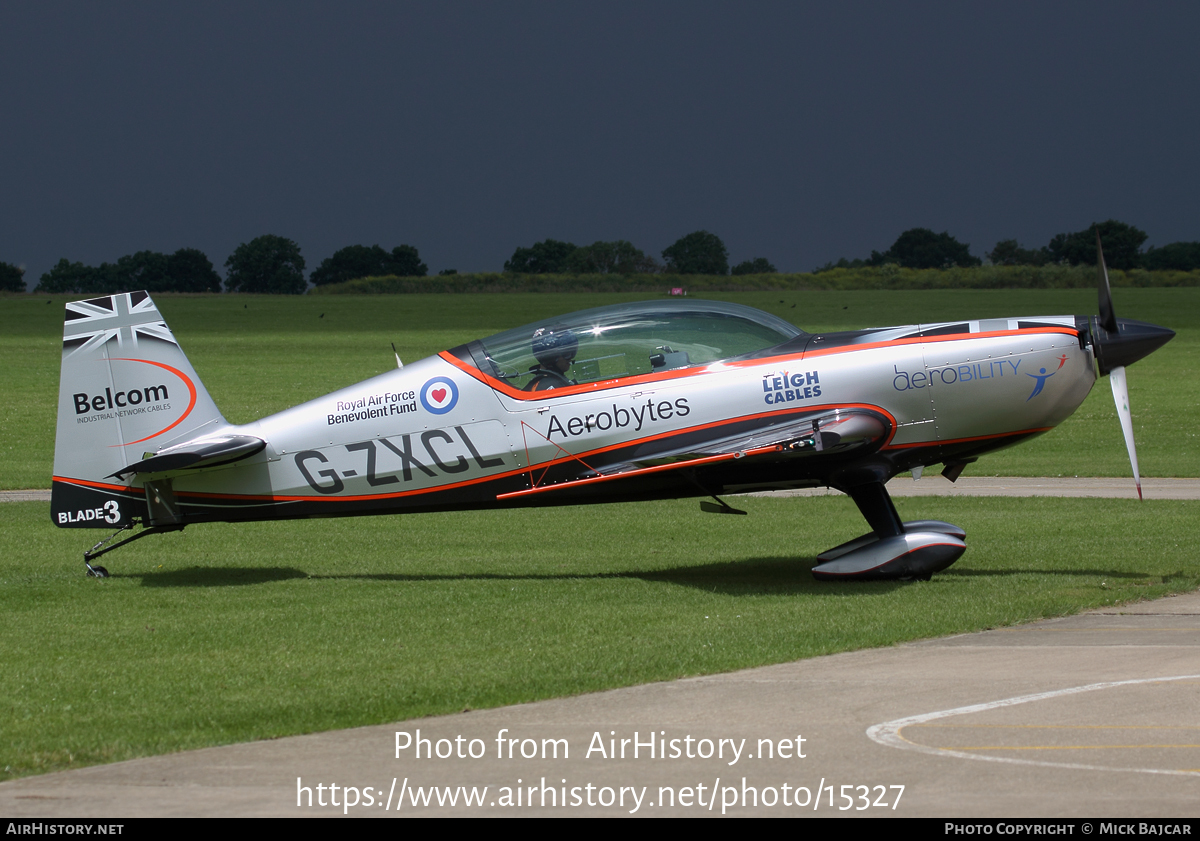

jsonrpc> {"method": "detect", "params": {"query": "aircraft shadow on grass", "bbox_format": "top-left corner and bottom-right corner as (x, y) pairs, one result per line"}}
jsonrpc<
(131, 558), (837, 593)
(135, 566), (310, 587)
(130, 558), (1168, 593)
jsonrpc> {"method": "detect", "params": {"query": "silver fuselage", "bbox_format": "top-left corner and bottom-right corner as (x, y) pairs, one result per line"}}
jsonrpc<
(158, 317), (1093, 519)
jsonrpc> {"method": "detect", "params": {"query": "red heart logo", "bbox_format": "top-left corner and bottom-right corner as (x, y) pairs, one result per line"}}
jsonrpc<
(431, 388), (447, 403)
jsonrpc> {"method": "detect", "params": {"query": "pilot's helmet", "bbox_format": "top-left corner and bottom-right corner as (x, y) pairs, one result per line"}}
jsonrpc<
(531, 325), (578, 367)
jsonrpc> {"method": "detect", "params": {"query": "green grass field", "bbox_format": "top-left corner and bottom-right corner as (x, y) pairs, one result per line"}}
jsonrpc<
(1, 289), (1197, 781)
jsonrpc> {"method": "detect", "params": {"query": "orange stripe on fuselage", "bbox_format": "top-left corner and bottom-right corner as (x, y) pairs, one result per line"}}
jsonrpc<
(52, 476), (141, 494)
(882, 427), (1053, 450)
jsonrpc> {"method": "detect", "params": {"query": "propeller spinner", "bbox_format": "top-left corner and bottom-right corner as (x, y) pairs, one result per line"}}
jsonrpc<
(1090, 232), (1175, 499)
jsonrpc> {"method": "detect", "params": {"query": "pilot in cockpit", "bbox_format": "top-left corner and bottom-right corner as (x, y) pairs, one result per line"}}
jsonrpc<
(525, 325), (578, 391)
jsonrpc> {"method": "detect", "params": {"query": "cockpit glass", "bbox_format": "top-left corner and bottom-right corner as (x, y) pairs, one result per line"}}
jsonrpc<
(468, 300), (802, 389)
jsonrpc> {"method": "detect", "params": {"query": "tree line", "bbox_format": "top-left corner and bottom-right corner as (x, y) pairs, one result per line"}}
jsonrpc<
(6, 230), (775, 294)
(4, 221), (1198, 295)
(11, 236), (422, 295)
(502, 232), (775, 277)
(816, 221), (1200, 273)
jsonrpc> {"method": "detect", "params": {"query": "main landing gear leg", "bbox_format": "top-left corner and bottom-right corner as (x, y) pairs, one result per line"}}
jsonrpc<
(811, 481), (966, 581)
(847, 482), (904, 539)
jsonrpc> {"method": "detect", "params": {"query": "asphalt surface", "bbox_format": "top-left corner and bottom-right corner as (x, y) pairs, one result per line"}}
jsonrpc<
(2, 590), (1197, 818)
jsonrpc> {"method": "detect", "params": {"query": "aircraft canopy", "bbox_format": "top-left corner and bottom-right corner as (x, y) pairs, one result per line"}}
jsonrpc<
(466, 299), (802, 389)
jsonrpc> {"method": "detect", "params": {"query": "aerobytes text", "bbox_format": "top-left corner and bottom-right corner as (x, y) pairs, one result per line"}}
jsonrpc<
(763, 371), (821, 405)
(73, 385), (168, 414)
(328, 390), (417, 425)
(546, 399), (691, 439)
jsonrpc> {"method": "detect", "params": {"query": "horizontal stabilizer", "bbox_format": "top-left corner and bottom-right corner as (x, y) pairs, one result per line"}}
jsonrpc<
(111, 435), (266, 479)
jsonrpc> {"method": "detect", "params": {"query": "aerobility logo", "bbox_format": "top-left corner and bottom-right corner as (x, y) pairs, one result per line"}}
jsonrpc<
(420, 377), (459, 414)
(1026, 354), (1069, 401)
(892, 360), (1022, 391)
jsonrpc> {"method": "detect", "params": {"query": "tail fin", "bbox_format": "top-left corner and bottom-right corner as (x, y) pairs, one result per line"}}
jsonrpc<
(51, 291), (227, 528)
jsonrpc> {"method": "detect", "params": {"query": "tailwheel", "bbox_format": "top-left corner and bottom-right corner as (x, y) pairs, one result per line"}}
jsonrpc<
(86, 563), (109, 578)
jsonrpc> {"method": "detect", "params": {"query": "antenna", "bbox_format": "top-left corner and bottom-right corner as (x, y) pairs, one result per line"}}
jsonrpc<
(391, 343), (404, 369)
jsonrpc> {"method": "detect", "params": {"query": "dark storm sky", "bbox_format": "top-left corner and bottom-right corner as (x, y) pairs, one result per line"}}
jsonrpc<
(3, 1), (1198, 286)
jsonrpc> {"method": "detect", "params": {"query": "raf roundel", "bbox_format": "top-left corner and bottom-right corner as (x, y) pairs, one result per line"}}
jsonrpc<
(420, 376), (459, 414)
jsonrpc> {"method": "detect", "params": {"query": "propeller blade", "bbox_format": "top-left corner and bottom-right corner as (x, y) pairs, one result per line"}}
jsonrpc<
(1097, 230), (1118, 334)
(1108, 365), (1142, 500)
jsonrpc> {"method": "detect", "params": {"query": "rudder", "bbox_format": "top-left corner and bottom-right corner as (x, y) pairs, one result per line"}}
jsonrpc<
(51, 291), (227, 528)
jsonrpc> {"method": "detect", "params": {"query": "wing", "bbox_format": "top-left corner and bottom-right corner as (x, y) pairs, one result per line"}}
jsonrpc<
(497, 408), (889, 501)
(607, 408), (888, 470)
